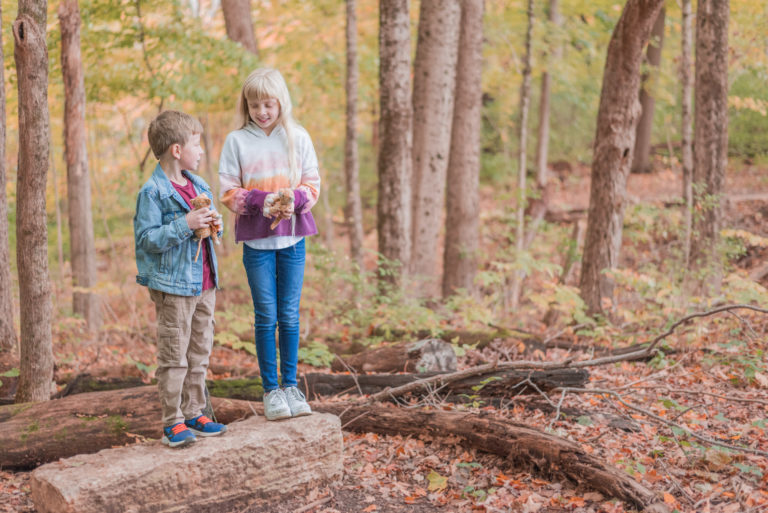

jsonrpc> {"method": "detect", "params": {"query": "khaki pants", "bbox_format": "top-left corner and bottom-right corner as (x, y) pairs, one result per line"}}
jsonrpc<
(149, 288), (216, 427)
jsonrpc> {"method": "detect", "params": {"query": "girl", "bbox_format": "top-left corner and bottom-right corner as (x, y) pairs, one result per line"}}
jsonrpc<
(219, 68), (320, 420)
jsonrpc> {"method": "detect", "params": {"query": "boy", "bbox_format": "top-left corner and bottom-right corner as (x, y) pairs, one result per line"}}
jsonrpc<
(134, 110), (226, 448)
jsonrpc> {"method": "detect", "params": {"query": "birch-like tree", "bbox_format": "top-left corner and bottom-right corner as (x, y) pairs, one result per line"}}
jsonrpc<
(221, 0), (258, 56)
(345, 0), (364, 268)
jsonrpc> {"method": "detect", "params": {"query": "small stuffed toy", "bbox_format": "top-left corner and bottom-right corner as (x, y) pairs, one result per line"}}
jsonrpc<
(190, 193), (221, 262)
(264, 188), (295, 230)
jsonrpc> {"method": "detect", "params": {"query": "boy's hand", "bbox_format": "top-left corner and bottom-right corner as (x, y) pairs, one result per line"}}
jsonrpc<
(186, 207), (214, 230)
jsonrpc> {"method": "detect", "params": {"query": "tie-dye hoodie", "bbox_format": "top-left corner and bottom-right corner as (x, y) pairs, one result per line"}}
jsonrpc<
(218, 122), (320, 243)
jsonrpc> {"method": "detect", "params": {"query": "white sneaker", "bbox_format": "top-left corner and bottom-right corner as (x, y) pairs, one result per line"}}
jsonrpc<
(263, 389), (291, 421)
(284, 387), (312, 417)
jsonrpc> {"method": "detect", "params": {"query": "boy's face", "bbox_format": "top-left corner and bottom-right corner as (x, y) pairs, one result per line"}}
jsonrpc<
(248, 98), (280, 134)
(177, 133), (204, 171)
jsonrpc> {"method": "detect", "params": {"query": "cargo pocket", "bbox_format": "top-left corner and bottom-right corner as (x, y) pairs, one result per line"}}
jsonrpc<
(157, 326), (181, 365)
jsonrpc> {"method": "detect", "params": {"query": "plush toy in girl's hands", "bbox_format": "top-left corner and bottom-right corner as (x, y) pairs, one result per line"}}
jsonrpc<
(190, 193), (221, 262)
(264, 188), (294, 229)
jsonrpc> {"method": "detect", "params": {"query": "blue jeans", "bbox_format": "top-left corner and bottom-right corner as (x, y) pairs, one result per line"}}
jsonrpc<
(243, 239), (305, 391)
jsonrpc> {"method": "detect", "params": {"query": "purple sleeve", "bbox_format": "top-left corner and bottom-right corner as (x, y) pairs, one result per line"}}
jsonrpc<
(293, 188), (310, 213)
(245, 188), (270, 214)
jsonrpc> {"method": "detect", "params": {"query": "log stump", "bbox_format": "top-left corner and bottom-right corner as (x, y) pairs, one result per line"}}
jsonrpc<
(30, 414), (343, 513)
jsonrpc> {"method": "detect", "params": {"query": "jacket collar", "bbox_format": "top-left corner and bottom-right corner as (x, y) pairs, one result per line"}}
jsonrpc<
(150, 163), (210, 204)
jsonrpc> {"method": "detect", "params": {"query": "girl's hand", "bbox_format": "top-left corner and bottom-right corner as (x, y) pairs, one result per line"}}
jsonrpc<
(263, 193), (279, 218)
(186, 207), (214, 230)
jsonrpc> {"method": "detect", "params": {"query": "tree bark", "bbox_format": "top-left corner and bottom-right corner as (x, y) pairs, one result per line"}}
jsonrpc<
(410, 0), (460, 286)
(331, 339), (457, 373)
(578, 0), (665, 315)
(442, 0), (483, 297)
(0, 387), (255, 469)
(221, 0), (258, 56)
(344, 0), (364, 269)
(689, 0), (729, 293)
(13, 0), (54, 403)
(377, 0), (412, 285)
(535, 0), (561, 188)
(60, 0), (100, 331)
(509, 0), (535, 310)
(320, 404), (667, 511)
(0, 2), (17, 352)
(631, 7), (665, 174)
(680, 0), (694, 267)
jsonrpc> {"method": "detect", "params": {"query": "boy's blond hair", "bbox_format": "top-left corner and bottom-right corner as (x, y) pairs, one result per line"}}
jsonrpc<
(147, 110), (204, 159)
(237, 68), (300, 187)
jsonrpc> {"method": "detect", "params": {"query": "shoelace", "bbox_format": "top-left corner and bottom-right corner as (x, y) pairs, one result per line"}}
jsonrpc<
(267, 390), (285, 408)
(195, 416), (211, 425)
(170, 424), (188, 435)
(286, 387), (306, 402)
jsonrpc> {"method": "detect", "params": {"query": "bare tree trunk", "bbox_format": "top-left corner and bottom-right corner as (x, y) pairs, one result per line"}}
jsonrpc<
(0, 2), (17, 352)
(630, 7), (666, 174)
(410, 0), (460, 287)
(221, 0), (258, 56)
(344, 0), (364, 268)
(60, 0), (100, 331)
(377, 0), (412, 285)
(50, 143), (64, 283)
(578, 0), (665, 315)
(509, 0), (534, 309)
(535, 0), (561, 188)
(13, 0), (54, 403)
(442, 0), (483, 297)
(681, 0), (694, 267)
(689, 0), (729, 293)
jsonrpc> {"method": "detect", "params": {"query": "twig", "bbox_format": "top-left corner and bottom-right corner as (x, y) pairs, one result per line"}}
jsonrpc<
(635, 385), (768, 406)
(292, 496), (331, 513)
(556, 387), (768, 457)
(333, 354), (363, 397)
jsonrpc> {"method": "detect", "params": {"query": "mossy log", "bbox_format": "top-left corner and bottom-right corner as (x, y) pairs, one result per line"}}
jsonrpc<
(0, 386), (253, 470)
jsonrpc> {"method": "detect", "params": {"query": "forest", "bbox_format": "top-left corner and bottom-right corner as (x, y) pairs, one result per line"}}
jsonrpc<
(0, 0), (767, 512)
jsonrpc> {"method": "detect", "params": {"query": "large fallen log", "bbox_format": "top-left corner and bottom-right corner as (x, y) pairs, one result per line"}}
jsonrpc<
(52, 367), (589, 404)
(0, 386), (253, 470)
(331, 338), (457, 373)
(315, 403), (668, 513)
(30, 414), (343, 513)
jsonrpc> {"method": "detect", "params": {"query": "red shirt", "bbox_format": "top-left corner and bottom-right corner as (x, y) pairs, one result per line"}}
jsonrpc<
(172, 179), (215, 291)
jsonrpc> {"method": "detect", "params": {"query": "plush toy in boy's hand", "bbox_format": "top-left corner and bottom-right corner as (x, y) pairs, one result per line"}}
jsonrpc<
(190, 193), (221, 262)
(264, 188), (294, 230)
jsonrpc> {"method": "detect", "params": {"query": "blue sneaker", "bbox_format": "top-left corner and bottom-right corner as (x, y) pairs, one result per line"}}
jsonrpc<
(184, 415), (227, 437)
(162, 422), (197, 448)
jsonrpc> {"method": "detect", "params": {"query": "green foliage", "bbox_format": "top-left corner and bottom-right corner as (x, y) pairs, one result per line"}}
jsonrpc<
(298, 341), (335, 368)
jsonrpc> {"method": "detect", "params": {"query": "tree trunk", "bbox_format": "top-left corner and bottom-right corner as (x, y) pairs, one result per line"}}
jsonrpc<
(320, 404), (667, 511)
(410, 0), (460, 286)
(578, 0), (665, 315)
(377, 0), (412, 285)
(0, 387), (255, 469)
(535, 0), (561, 188)
(13, 0), (54, 403)
(60, 0), (100, 331)
(0, 2), (17, 352)
(331, 339), (457, 373)
(220, 0), (258, 56)
(680, 0), (694, 267)
(509, 0), (534, 310)
(344, 0), (364, 269)
(689, 0), (728, 293)
(631, 7), (666, 174)
(442, 0), (483, 297)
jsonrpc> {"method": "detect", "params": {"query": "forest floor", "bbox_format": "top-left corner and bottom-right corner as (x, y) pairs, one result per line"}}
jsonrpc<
(2, 157), (768, 513)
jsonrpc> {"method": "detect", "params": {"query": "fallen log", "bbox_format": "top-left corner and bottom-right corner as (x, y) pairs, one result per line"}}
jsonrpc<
(30, 414), (343, 513)
(0, 386), (253, 470)
(315, 403), (668, 513)
(54, 368), (589, 404)
(331, 338), (457, 373)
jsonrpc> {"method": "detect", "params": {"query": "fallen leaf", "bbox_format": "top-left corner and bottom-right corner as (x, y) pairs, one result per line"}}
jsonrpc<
(427, 470), (448, 492)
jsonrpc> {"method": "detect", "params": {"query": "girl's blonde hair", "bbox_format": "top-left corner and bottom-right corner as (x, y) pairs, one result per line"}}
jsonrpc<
(237, 68), (300, 187)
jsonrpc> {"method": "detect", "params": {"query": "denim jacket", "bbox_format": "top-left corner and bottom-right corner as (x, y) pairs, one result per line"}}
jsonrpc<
(134, 164), (220, 296)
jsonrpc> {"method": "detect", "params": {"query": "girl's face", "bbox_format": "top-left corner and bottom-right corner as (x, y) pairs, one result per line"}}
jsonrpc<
(248, 97), (281, 135)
